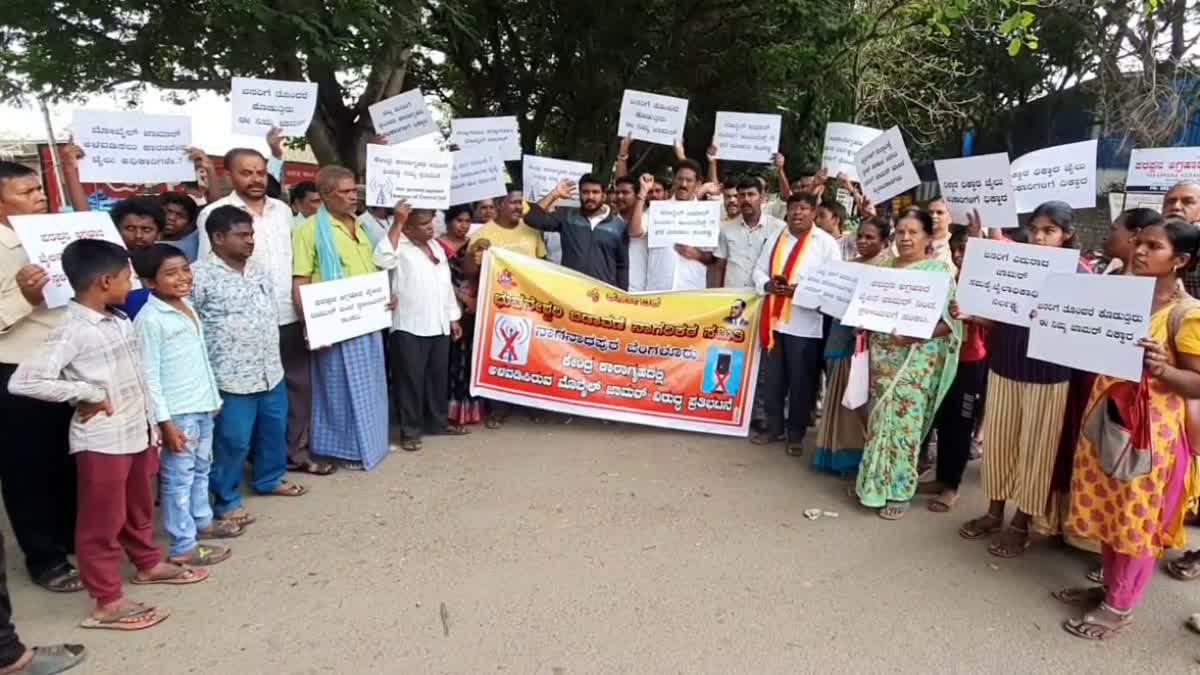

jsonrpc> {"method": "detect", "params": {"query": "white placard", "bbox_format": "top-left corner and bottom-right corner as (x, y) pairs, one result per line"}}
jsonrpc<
(1126, 147), (1200, 192)
(841, 265), (952, 339)
(449, 150), (507, 206)
(368, 89), (437, 145)
(1010, 139), (1097, 213)
(854, 126), (920, 205)
(956, 238), (1081, 326)
(8, 212), (127, 308)
(450, 116), (522, 162)
(714, 112), (781, 163)
(298, 271), (392, 349)
(1108, 192), (1166, 222)
(1027, 273), (1153, 381)
(821, 122), (882, 181)
(793, 260), (865, 320)
(617, 90), (689, 147)
(71, 110), (194, 184)
(646, 201), (721, 249)
(934, 153), (1018, 228)
(364, 144), (452, 209)
(522, 155), (592, 208)
(230, 77), (318, 137)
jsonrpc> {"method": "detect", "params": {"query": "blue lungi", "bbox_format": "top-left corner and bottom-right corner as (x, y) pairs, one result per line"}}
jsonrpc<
(310, 332), (389, 470)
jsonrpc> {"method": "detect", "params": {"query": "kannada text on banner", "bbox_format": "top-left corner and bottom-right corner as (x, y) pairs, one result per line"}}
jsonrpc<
(470, 249), (763, 436)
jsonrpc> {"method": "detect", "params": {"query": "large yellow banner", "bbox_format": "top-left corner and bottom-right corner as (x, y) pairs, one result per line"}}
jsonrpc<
(470, 249), (764, 436)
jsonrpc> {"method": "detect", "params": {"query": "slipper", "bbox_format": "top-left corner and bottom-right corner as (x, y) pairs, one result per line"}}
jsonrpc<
(268, 480), (307, 497)
(287, 461), (337, 476)
(168, 544), (231, 567)
(197, 520), (243, 540)
(987, 527), (1031, 558)
(1052, 586), (1107, 608)
(338, 460), (366, 471)
(79, 603), (168, 631)
(130, 565), (209, 586)
(216, 509), (256, 527)
(959, 514), (1003, 540)
(1062, 612), (1131, 641)
(33, 565), (83, 594)
(927, 491), (959, 513)
(429, 425), (470, 436)
(1166, 550), (1200, 581)
(879, 501), (910, 521)
(400, 439), (422, 452)
(18, 643), (87, 673)
(1086, 566), (1105, 584)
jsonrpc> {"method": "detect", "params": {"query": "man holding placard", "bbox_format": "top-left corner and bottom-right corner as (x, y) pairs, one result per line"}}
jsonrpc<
(644, 160), (722, 291)
(292, 166), (390, 471)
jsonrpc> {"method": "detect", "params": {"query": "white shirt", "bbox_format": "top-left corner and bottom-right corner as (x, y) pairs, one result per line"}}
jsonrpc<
(627, 236), (648, 292)
(643, 197), (713, 291)
(373, 234), (461, 336)
(752, 226), (839, 339)
(197, 193), (298, 325)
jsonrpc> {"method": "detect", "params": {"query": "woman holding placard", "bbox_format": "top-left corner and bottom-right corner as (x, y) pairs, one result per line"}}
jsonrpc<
(812, 216), (893, 477)
(1054, 218), (1200, 640)
(853, 209), (961, 520)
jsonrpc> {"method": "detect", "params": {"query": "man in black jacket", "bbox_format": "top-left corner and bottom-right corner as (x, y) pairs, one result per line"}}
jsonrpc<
(525, 173), (652, 290)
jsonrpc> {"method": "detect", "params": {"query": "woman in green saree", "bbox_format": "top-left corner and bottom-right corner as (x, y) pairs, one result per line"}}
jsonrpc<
(853, 208), (962, 520)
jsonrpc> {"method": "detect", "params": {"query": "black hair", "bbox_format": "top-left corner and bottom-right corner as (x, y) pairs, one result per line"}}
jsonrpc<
(787, 192), (819, 208)
(927, 195), (948, 207)
(652, 176), (669, 189)
(1029, 200), (1078, 248)
(722, 177), (739, 190)
(204, 204), (254, 240)
(503, 183), (522, 197)
(110, 197), (166, 232)
(858, 215), (893, 241)
(948, 223), (970, 247)
(614, 175), (638, 190)
(820, 201), (848, 226)
(131, 242), (188, 280)
(0, 160), (36, 187)
(898, 207), (935, 236)
(578, 173), (604, 191)
(445, 204), (473, 223)
(159, 191), (199, 224)
(1162, 218), (1200, 273)
(290, 181), (318, 205)
(674, 159), (703, 178)
(61, 239), (129, 292)
(223, 148), (266, 170)
(266, 174), (283, 200)
(1118, 207), (1163, 233)
(736, 177), (762, 193)
(1008, 226), (1030, 244)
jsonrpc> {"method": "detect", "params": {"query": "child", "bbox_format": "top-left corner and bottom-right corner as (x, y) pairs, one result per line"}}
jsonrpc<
(8, 239), (208, 632)
(132, 244), (239, 567)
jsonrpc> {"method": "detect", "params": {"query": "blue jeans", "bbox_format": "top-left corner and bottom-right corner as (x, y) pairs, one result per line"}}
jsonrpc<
(159, 412), (216, 557)
(210, 381), (288, 517)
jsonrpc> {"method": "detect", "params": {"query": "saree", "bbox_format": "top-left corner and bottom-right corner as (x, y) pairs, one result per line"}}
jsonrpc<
(438, 238), (484, 425)
(855, 258), (962, 508)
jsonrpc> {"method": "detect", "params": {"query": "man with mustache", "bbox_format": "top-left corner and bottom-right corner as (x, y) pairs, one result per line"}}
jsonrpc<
(526, 173), (653, 290)
(1166, 180), (1200, 298)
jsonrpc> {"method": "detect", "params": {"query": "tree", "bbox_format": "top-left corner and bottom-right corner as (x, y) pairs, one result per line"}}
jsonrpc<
(0, 1), (443, 175)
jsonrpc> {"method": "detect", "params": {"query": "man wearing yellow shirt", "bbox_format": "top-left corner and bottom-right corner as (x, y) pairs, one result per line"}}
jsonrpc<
(468, 186), (546, 261)
(291, 166), (390, 471)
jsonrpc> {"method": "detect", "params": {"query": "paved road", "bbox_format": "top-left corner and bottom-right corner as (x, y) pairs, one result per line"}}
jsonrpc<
(7, 419), (1200, 673)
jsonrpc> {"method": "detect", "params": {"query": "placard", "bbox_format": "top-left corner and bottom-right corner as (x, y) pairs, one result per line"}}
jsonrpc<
(1010, 139), (1097, 213)
(522, 155), (592, 208)
(450, 116), (522, 161)
(617, 90), (689, 146)
(1108, 192), (1165, 222)
(8, 212), (128, 308)
(72, 110), (194, 184)
(956, 238), (1081, 326)
(231, 77), (318, 137)
(934, 153), (1018, 228)
(646, 201), (722, 249)
(449, 150), (507, 206)
(368, 89), (437, 145)
(840, 265), (952, 339)
(821, 122), (882, 181)
(1125, 147), (1200, 192)
(793, 260), (864, 320)
(714, 112), (781, 163)
(297, 271), (392, 349)
(364, 144), (452, 209)
(1027, 273), (1153, 381)
(854, 126), (920, 205)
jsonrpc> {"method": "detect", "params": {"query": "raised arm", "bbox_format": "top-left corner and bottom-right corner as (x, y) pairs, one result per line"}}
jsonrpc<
(60, 143), (90, 212)
(615, 134), (632, 178)
(774, 153), (791, 202)
(626, 174), (654, 239)
(188, 147), (221, 203)
(526, 180), (574, 232)
(706, 138), (720, 184)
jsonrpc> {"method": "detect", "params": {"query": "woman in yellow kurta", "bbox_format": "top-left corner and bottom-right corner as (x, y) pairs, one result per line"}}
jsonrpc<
(1055, 219), (1200, 640)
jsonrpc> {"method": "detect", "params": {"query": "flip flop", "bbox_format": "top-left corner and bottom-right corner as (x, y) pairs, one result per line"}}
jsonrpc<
(400, 439), (422, 452)
(216, 509), (257, 527)
(129, 565), (209, 586)
(287, 461), (338, 476)
(879, 501), (910, 521)
(268, 480), (307, 497)
(928, 492), (960, 513)
(197, 520), (243, 540)
(988, 528), (1031, 558)
(168, 544), (232, 567)
(959, 514), (1003, 540)
(1166, 550), (1200, 580)
(79, 603), (168, 631)
(1052, 586), (1107, 608)
(1062, 612), (1131, 641)
(19, 643), (87, 673)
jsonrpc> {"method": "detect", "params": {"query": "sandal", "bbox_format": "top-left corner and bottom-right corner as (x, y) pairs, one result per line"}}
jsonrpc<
(169, 544), (231, 567)
(9, 643), (87, 673)
(217, 508), (257, 527)
(268, 480), (307, 497)
(400, 438), (422, 452)
(785, 439), (804, 457)
(130, 563), (209, 586)
(338, 460), (366, 471)
(988, 527), (1031, 558)
(430, 425), (470, 436)
(79, 602), (168, 631)
(1062, 605), (1131, 641)
(879, 501), (910, 521)
(33, 564), (84, 594)
(959, 514), (1003, 540)
(484, 414), (506, 430)
(1052, 586), (1107, 608)
(1087, 566), (1105, 584)
(287, 460), (338, 476)
(750, 431), (782, 446)
(928, 490), (959, 513)
(198, 520), (243, 540)
(1166, 550), (1200, 581)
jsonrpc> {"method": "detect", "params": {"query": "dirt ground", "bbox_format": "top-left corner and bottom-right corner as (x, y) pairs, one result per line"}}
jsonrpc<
(7, 418), (1200, 674)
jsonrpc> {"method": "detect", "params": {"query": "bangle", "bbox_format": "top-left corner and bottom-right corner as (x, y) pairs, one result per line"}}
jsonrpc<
(617, 154), (629, 161)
